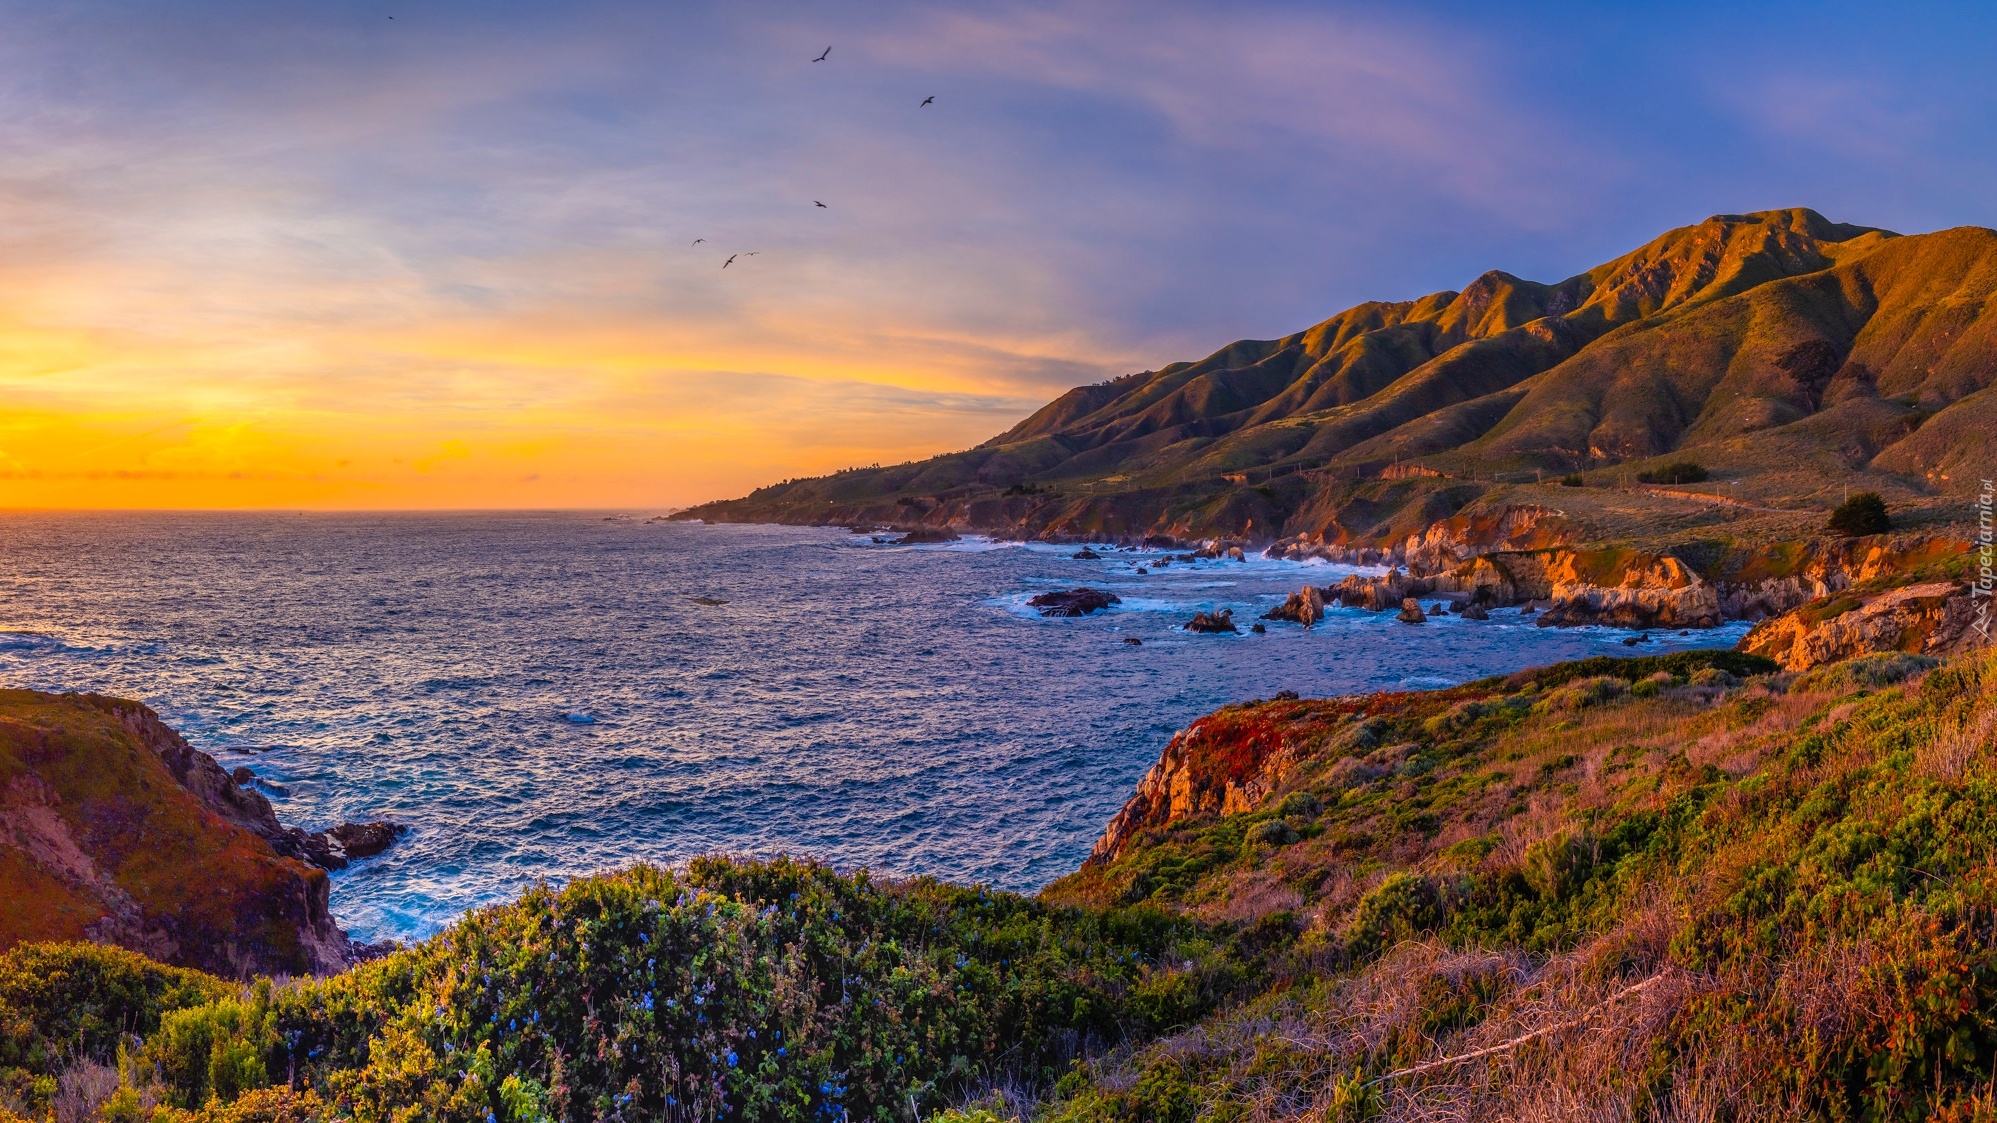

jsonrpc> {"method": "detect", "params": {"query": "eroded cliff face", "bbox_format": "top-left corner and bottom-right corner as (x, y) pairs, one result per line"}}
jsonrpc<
(1088, 701), (1339, 866)
(1267, 504), (1584, 570)
(0, 690), (354, 977)
(1741, 582), (1990, 670)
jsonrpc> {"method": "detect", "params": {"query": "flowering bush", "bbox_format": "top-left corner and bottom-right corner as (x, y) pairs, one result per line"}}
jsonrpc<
(5, 857), (1216, 1122)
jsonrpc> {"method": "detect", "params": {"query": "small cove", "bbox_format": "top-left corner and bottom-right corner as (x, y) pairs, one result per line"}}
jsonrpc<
(0, 513), (1747, 942)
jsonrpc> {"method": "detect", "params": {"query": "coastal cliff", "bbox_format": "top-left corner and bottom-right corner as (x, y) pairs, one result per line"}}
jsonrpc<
(0, 690), (372, 978)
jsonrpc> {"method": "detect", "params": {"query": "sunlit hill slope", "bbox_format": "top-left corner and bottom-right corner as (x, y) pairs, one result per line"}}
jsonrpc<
(682, 209), (1997, 546)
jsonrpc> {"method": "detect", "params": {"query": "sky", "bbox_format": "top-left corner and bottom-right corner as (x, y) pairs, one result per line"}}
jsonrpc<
(1, 0), (1994, 509)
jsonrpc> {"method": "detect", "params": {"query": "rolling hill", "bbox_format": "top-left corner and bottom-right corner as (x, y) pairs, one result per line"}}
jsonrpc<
(681, 209), (1997, 548)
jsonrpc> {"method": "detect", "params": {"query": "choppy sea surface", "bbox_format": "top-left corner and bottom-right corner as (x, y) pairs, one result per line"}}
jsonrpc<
(0, 513), (1748, 942)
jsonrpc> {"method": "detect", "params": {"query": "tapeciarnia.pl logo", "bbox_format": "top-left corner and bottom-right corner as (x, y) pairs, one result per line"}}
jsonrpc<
(1975, 478), (1993, 642)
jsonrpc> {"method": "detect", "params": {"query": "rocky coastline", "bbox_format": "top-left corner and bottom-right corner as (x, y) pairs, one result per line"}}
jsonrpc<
(0, 690), (404, 978)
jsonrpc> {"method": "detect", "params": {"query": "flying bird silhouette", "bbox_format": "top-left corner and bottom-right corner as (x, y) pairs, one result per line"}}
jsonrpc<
(744, 252), (761, 256)
(920, 96), (934, 106)
(722, 254), (737, 269)
(813, 46), (830, 62)
(814, 201), (827, 208)
(692, 238), (705, 245)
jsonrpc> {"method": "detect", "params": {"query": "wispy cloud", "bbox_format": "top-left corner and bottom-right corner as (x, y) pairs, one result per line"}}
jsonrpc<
(0, 0), (1989, 507)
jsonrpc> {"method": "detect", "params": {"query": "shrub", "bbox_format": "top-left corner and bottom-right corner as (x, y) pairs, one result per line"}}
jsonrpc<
(1248, 819), (1300, 847)
(1637, 461), (1708, 485)
(150, 984), (278, 1109)
(1540, 675), (1628, 713)
(1346, 874), (1445, 958)
(0, 943), (229, 1081)
(1688, 667), (1738, 688)
(1795, 652), (1939, 692)
(1559, 474), (1584, 487)
(1276, 791), (1322, 819)
(1828, 491), (1891, 536)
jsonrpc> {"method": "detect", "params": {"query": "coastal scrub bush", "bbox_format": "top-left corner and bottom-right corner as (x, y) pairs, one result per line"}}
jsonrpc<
(0, 943), (229, 1114)
(1794, 651), (1938, 692)
(1345, 874), (1446, 958)
(1636, 460), (1707, 484)
(150, 983), (279, 1109)
(1559, 473), (1585, 487)
(1538, 675), (1627, 713)
(1, 858), (1218, 1123)
(1687, 667), (1737, 688)
(1828, 490), (1891, 536)
(174, 856), (1198, 1123)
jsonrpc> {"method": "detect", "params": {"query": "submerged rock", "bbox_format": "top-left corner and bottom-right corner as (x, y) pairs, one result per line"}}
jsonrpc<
(1250, 623), (1267, 634)
(1459, 603), (1490, 620)
(892, 527), (960, 544)
(1122, 637), (1143, 646)
(1028, 587), (1122, 617)
(329, 821), (408, 861)
(1185, 608), (1239, 634)
(1073, 547), (1103, 559)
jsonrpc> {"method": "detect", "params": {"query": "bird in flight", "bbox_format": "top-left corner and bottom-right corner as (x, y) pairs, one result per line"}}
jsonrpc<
(920, 96), (934, 106)
(814, 201), (827, 208)
(744, 252), (761, 257)
(722, 254), (737, 269)
(813, 46), (831, 62)
(692, 238), (706, 246)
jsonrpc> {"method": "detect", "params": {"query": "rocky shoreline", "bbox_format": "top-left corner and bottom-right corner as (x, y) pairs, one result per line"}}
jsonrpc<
(0, 691), (405, 978)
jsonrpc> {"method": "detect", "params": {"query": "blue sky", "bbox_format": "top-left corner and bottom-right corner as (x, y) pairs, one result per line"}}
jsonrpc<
(0, 0), (1992, 506)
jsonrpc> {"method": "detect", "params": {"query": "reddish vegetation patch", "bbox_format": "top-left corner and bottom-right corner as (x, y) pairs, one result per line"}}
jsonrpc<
(1179, 692), (1457, 796)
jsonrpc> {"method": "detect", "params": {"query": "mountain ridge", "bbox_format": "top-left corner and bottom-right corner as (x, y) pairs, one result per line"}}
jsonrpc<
(681, 209), (1995, 548)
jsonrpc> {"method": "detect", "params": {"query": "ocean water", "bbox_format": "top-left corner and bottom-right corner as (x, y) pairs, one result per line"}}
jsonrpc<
(0, 513), (1748, 942)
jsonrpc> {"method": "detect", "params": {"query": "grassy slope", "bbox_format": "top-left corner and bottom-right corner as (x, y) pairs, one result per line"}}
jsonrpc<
(0, 691), (332, 979)
(9, 648), (1997, 1121)
(1026, 649), (1997, 1121)
(680, 209), (1996, 546)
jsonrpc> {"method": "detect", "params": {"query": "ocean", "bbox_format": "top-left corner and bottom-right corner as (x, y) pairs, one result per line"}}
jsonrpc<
(0, 513), (1747, 942)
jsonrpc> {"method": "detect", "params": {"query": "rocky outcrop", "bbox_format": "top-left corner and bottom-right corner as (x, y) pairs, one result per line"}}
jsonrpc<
(1533, 554), (1722, 628)
(1185, 609), (1240, 633)
(1263, 504), (1583, 568)
(1328, 569), (1437, 612)
(1262, 585), (1327, 626)
(122, 702), (404, 873)
(1398, 598), (1428, 624)
(1027, 587), (1121, 617)
(1710, 536), (1971, 621)
(1088, 707), (1308, 865)
(1740, 582), (1990, 670)
(0, 691), (398, 977)
(892, 528), (960, 544)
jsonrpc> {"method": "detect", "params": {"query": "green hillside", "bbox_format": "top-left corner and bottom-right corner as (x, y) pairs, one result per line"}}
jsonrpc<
(682, 210), (1997, 545)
